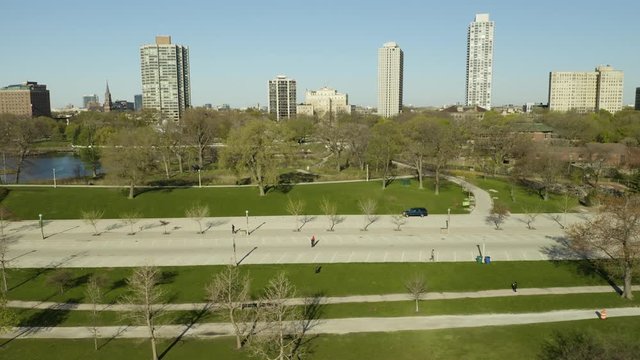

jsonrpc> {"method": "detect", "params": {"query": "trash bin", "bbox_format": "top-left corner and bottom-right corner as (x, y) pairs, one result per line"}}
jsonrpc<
(484, 256), (491, 264)
(475, 255), (483, 263)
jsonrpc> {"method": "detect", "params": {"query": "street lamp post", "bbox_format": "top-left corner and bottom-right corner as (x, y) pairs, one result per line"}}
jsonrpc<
(245, 210), (249, 236)
(53, 168), (57, 189)
(198, 169), (201, 188)
(38, 213), (44, 239)
(447, 208), (451, 229)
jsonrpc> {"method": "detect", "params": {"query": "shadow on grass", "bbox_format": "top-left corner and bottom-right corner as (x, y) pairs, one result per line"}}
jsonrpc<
(159, 304), (212, 359)
(541, 236), (622, 295)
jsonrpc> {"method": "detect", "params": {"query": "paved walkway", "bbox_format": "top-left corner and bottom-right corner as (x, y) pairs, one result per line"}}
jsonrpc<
(7, 286), (638, 311)
(2, 307), (639, 339)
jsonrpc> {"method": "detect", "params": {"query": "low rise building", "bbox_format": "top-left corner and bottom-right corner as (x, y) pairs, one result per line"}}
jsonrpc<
(296, 87), (353, 118)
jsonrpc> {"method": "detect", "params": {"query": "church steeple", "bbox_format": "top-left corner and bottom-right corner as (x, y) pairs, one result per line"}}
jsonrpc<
(103, 81), (112, 112)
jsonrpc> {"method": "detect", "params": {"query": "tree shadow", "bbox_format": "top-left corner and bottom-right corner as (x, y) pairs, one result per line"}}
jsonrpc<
(541, 236), (623, 295)
(18, 303), (73, 328)
(159, 304), (211, 359)
(159, 270), (178, 285)
(292, 293), (325, 358)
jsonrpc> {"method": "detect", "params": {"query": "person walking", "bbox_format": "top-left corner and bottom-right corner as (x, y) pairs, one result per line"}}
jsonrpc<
(511, 281), (518, 292)
(430, 249), (435, 262)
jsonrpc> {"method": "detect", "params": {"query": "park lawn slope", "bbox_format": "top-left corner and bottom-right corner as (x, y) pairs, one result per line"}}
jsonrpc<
(1, 178), (466, 219)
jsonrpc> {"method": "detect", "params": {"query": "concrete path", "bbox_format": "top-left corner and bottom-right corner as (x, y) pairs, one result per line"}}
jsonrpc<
(7, 285), (638, 311)
(3, 209), (588, 268)
(2, 308), (639, 339)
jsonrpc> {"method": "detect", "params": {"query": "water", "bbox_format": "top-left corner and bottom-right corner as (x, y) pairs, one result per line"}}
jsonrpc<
(1, 153), (95, 184)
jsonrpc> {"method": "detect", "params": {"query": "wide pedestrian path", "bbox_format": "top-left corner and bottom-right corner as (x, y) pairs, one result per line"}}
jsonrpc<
(3, 307), (639, 340)
(7, 285), (639, 311)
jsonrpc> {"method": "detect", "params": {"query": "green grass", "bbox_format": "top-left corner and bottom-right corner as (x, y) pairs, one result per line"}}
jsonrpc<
(5, 261), (621, 304)
(466, 176), (580, 213)
(1, 317), (638, 360)
(1, 178), (467, 219)
(12, 292), (639, 328)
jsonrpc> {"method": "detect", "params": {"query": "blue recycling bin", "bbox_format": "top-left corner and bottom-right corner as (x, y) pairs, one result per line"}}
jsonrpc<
(484, 256), (491, 264)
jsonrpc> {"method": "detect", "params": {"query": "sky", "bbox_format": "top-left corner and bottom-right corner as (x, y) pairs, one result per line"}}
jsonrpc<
(1, 0), (638, 109)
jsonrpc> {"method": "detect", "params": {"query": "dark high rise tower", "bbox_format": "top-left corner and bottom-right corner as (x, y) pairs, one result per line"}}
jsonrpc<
(103, 81), (112, 112)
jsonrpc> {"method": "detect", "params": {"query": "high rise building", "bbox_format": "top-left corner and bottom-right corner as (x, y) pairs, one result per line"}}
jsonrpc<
(548, 65), (624, 113)
(134, 94), (143, 111)
(296, 87), (353, 118)
(268, 75), (296, 121)
(635, 88), (640, 111)
(466, 13), (495, 110)
(140, 35), (191, 122)
(0, 81), (51, 117)
(103, 81), (112, 112)
(83, 94), (99, 109)
(377, 42), (403, 117)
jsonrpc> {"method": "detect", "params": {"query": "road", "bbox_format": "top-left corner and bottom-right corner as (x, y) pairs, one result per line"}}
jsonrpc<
(4, 211), (586, 268)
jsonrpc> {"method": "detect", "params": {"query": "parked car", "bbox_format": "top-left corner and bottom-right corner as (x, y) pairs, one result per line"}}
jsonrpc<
(402, 207), (428, 217)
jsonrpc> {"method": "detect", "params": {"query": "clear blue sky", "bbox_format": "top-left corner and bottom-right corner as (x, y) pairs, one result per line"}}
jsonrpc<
(1, 0), (638, 109)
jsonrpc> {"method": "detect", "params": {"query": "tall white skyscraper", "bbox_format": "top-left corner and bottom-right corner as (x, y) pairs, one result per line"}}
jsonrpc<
(466, 13), (495, 110)
(377, 42), (403, 117)
(140, 36), (191, 122)
(268, 75), (296, 121)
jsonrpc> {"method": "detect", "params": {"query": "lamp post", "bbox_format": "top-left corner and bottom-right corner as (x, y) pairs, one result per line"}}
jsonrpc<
(245, 210), (249, 237)
(232, 233), (237, 265)
(198, 169), (201, 188)
(53, 168), (57, 189)
(38, 213), (44, 239)
(447, 208), (451, 229)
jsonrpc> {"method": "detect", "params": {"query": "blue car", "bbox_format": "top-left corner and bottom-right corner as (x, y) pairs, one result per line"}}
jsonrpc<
(402, 207), (428, 217)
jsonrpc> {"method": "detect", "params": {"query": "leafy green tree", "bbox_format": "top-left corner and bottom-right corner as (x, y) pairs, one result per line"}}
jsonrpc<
(367, 120), (403, 189)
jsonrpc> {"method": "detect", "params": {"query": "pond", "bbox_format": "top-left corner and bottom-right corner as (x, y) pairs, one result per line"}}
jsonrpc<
(1, 152), (98, 184)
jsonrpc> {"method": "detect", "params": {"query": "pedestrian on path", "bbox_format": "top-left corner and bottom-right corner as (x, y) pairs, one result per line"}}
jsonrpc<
(311, 235), (316, 248)
(430, 249), (435, 262)
(232, 224), (235, 234)
(511, 281), (518, 292)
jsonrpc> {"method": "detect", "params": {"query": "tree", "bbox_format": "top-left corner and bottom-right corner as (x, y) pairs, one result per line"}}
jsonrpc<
(405, 274), (427, 312)
(566, 194), (640, 300)
(391, 214), (407, 231)
(221, 120), (289, 196)
(250, 272), (308, 360)
(101, 127), (158, 199)
(82, 209), (104, 236)
(316, 122), (347, 172)
(206, 265), (253, 349)
(120, 211), (141, 235)
(0, 115), (48, 184)
(342, 121), (371, 171)
(516, 143), (565, 201)
(522, 208), (539, 230)
(181, 108), (218, 168)
(359, 198), (378, 231)
(286, 197), (311, 232)
(487, 203), (509, 230)
(85, 274), (107, 350)
(120, 266), (166, 360)
(185, 203), (209, 234)
(46, 269), (74, 294)
(367, 120), (403, 189)
(0, 295), (17, 334)
(320, 198), (344, 232)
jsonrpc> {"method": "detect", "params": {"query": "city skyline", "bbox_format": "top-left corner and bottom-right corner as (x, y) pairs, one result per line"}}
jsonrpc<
(1, 0), (638, 109)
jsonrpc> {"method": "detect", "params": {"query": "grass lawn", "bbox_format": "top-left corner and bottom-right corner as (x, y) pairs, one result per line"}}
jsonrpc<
(465, 176), (580, 213)
(13, 292), (639, 328)
(5, 261), (621, 304)
(1, 178), (467, 219)
(1, 317), (638, 360)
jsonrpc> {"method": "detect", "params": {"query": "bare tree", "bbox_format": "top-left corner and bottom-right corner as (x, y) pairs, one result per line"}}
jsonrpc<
(120, 266), (166, 360)
(120, 211), (141, 235)
(206, 265), (254, 349)
(82, 209), (104, 236)
(391, 214), (407, 231)
(358, 199), (378, 231)
(250, 272), (308, 360)
(85, 274), (107, 350)
(0, 236), (9, 295)
(286, 197), (311, 232)
(487, 203), (509, 230)
(46, 269), (74, 295)
(185, 203), (209, 234)
(566, 194), (640, 300)
(0, 295), (17, 334)
(522, 208), (539, 230)
(405, 274), (427, 312)
(320, 198), (344, 232)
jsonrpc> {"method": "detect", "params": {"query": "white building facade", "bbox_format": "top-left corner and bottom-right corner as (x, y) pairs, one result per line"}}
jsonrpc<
(548, 65), (623, 113)
(466, 13), (495, 110)
(296, 87), (353, 118)
(377, 42), (403, 117)
(140, 36), (191, 122)
(268, 75), (296, 121)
